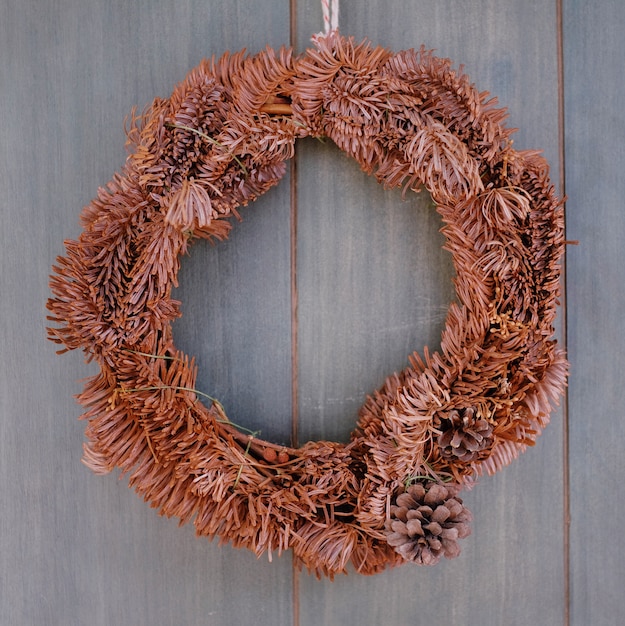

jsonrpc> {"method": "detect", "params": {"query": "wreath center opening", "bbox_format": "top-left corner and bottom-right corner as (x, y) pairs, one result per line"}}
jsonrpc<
(172, 140), (456, 446)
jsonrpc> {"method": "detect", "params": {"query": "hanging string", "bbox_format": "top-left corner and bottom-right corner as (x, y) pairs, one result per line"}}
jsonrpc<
(322, 0), (340, 33)
(314, 0), (339, 42)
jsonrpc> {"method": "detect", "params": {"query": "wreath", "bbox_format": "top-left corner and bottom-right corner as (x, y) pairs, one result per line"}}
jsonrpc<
(47, 33), (567, 578)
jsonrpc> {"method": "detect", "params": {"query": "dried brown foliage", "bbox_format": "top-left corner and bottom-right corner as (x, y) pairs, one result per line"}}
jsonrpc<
(47, 34), (567, 578)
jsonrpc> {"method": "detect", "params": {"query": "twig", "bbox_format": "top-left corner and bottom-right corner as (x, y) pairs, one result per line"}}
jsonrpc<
(233, 433), (259, 488)
(118, 384), (259, 437)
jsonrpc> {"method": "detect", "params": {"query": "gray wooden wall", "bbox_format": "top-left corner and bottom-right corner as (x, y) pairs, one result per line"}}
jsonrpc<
(2, 0), (623, 624)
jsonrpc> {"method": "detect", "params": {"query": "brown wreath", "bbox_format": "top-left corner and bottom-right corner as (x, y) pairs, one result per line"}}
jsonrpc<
(47, 34), (567, 578)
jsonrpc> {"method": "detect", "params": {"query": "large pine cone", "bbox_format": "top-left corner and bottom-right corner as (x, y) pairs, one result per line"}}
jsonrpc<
(385, 482), (472, 565)
(437, 407), (494, 462)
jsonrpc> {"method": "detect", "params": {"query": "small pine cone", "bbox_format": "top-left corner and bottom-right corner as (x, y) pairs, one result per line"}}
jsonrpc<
(385, 482), (472, 565)
(438, 408), (494, 462)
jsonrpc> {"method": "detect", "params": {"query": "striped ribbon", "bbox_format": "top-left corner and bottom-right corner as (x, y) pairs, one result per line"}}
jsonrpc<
(321, 0), (339, 33)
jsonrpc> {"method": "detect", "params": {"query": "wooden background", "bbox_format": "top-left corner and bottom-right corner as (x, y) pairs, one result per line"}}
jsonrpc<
(1, 0), (623, 624)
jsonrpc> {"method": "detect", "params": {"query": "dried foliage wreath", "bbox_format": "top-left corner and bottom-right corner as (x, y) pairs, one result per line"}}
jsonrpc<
(47, 33), (567, 577)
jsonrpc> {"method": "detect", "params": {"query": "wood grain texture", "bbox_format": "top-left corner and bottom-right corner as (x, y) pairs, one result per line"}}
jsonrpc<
(0, 1), (293, 625)
(296, 139), (454, 444)
(173, 182), (293, 444)
(295, 2), (566, 625)
(9, 0), (624, 623)
(564, 1), (625, 624)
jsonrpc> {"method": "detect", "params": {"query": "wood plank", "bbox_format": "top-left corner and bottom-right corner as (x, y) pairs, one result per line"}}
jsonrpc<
(174, 182), (293, 445)
(295, 1), (566, 624)
(0, 1), (293, 624)
(296, 140), (454, 444)
(564, 1), (625, 624)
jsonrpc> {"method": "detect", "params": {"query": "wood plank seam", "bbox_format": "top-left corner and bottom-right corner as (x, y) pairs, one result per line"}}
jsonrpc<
(290, 5), (301, 626)
(556, 0), (571, 623)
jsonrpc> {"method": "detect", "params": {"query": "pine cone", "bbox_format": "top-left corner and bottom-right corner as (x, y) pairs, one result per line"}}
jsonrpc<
(438, 408), (493, 462)
(385, 482), (472, 565)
